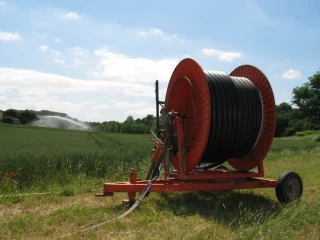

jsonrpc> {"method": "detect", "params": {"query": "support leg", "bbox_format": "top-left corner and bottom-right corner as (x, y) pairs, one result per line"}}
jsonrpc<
(122, 169), (137, 205)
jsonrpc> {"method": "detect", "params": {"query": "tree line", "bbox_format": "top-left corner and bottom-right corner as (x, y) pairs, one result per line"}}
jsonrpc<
(88, 114), (156, 134)
(275, 69), (320, 137)
(1, 109), (37, 124)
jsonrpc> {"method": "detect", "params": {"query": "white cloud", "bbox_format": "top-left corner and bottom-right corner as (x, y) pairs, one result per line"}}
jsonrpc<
(0, 0), (5, 6)
(100, 100), (154, 119)
(138, 31), (148, 36)
(54, 59), (65, 64)
(73, 58), (86, 66)
(63, 12), (80, 20)
(138, 28), (179, 42)
(111, 101), (156, 119)
(18, 88), (58, 102)
(0, 46), (176, 121)
(282, 69), (302, 79)
(139, 28), (163, 36)
(92, 104), (110, 110)
(52, 49), (61, 56)
(0, 32), (21, 41)
(201, 48), (242, 62)
(83, 113), (105, 122)
(52, 49), (64, 64)
(150, 28), (163, 36)
(163, 33), (178, 41)
(56, 38), (60, 43)
(112, 101), (148, 109)
(0, 68), (155, 96)
(0, 67), (160, 121)
(0, 88), (10, 94)
(125, 108), (155, 118)
(70, 47), (89, 58)
(70, 47), (89, 66)
(0, 96), (7, 100)
(39, 45), (48, 52)
(91, 47), (178, 83)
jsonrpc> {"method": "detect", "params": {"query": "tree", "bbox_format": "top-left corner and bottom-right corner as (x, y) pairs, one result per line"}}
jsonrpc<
(274, 102), (319, 137)
(124, 116), (134, 124)
(275, 103), (294, 137)
(277, 102), (292, 114)
(141, 114), (154, 126)
(87, 114), (155, 134)
(4, 109), (19, 119)
(292, 69), (320, 119)
(19, 110), (37, 124)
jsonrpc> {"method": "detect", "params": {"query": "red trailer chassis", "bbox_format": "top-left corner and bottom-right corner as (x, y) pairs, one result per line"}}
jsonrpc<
(98, 164), (276, 203)
(96, 111), (277, 203)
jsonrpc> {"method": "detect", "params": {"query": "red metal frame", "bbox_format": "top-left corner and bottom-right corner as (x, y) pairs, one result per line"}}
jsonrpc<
(97, 112), (277, 203)
(101, 168), (276, 202)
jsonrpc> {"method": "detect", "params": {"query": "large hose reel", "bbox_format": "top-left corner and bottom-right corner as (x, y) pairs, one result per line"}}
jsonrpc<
(165, 58), (276, 171)
(98, 58), (302, 206)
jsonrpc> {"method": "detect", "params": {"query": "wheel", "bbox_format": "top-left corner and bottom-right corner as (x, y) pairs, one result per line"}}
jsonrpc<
(275, 172), (303, 203)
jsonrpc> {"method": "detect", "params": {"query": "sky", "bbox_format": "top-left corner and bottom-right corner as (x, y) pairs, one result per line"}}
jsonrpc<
(0, 0), (319, 122)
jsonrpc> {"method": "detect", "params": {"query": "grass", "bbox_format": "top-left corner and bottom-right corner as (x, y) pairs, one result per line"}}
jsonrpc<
(0, 122), (153, 192)
(0, 123), (320, 239)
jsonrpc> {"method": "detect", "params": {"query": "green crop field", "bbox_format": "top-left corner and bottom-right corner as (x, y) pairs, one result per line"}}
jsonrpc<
(0, 122), (154, 193)
(1, 122), (320, 239)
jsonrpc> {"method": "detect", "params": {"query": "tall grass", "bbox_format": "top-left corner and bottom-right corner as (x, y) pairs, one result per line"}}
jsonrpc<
(0, 123), (153, 193)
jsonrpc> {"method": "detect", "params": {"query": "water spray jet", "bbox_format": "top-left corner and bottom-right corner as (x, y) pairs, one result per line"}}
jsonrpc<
(30, 115), (88, 130)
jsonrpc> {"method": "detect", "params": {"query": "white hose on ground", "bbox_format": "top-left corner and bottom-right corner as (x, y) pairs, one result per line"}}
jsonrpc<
(0, 192), (53, 198)
(59, 132), (169, 239)
(59, 178), (154, 239)
(0, 189), (101, 198)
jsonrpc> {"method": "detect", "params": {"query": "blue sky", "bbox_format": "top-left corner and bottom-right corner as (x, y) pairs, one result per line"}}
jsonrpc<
(0, 0), (319, 122)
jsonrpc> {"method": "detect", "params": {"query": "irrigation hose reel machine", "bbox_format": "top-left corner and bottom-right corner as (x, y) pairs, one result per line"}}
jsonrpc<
(97, 58), (303, 205)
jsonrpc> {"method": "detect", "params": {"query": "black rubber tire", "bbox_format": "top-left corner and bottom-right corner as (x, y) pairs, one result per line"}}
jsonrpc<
(275, 172), (303, 203)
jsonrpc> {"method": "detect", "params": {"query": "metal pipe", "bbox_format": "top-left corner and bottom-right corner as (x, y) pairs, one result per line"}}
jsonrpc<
(155, 80), (160, 137)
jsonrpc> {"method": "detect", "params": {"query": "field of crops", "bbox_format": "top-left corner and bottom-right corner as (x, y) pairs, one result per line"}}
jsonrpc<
(1, 123), (320, 239)
(0, 122), (154, 193)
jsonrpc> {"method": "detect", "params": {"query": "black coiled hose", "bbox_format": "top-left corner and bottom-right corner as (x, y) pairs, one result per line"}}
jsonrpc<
(200, 71), (263, 167)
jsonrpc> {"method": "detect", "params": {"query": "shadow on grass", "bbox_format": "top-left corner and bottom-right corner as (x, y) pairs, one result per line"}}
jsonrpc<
(154, 190), (282, 229)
